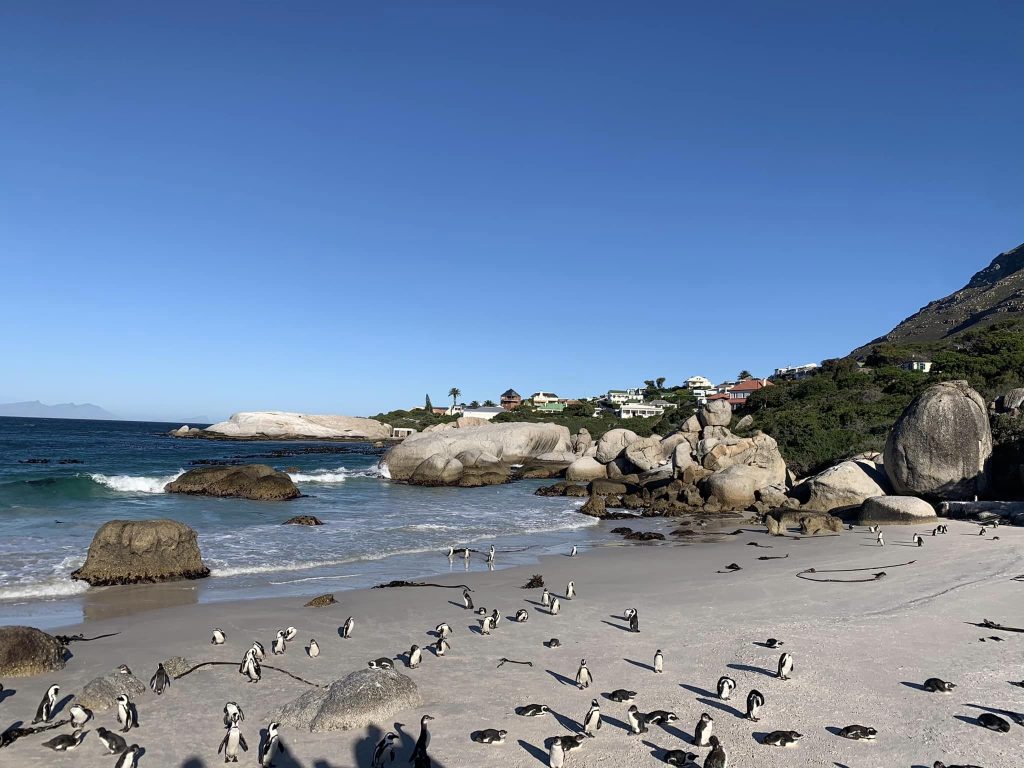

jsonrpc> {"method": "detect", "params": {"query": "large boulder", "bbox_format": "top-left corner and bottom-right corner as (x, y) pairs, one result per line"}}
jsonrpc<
(659, 432), (690, 460)
(595, 429), (640, 464)
(857, 495), (937, 525)
(566, 456), (608, 482)
(522, 451), (579, 478)
(572, 428), (593, 456)
(455, 416), (488, 428)
(196, 411), (392, 440)
(624, 436), (666, 473)
(71, 519), (211, 586)
(994, 388), (1024, 415)
(798, 460), (889, 511)
(697, 432), (786, 482)
(276, 668), (421, 732)
(165, 464), (300, 500)
(0, 626), (66, 677)
(77, 667), (148, 711)
(703, 464), (770, 509)
(697, 399), (732, 428)
(884, 381), (992, 500)
(672, 443), (694, 474)
(384, 422), (573, 485)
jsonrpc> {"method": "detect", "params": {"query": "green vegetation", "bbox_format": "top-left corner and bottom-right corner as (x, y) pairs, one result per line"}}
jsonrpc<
(371, 407), (458, 432)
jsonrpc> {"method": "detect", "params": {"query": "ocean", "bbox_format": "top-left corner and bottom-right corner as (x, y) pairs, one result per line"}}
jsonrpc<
(0, 417), (606, 627)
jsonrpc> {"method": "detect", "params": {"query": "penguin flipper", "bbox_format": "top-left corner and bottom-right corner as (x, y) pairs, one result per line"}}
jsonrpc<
(218, 734), (228, 754)
(596, 719), (601, 730)
(239, 735), (248, 751)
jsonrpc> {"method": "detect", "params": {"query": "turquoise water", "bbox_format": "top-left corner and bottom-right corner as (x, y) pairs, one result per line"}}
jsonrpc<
(0, 417), (606, 625)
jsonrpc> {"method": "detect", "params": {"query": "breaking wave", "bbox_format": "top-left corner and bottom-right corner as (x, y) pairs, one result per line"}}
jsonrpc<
(286, 466), (381, 483)
(90, 471), (184, 494)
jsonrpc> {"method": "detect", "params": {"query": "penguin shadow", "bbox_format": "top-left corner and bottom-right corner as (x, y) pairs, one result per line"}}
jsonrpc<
(661, 722), (693, 743)
(547, 709), (580, 733)
(600, 619), (633, 633)
(696, 697), (744, 719)
(0, 687), (15, 703)
(750, 731), (771, 743)
(351, 722), (387, 767)
(752, 641), (780, 649)
(52, 693), (75, 719)
(953, 714), (992, 729)
(726, 662), (774, 678)
(447, 600), (467, 609)
(180, 758), (206, 768)
(517, 738), (548, 765)
(965, 702), (1024, 723)
(545, 669), (577, 687)
(600, 714), (631, 734)
(624, 658), (655, 672)
(468, 624), (485, 636)
(824, 726), (847, 737)
(679, 683), (716, 698)
(524, 599), (545, 608)
(899, 681), (930, 692)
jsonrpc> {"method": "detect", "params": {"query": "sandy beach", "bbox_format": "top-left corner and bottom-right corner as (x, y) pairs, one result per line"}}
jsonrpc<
(2, 519), (1022, 768)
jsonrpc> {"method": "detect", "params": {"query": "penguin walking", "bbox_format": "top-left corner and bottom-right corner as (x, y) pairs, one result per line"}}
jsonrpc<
(240, 649), (261, 683)
(96, 727), (128, 755)
(42, 729), (87, 752)
(272, 630), (287, 655)
(566, 581), (575, 599)
(979, 527), (987, 536)
(283, 626), (298, 642)
(257, 721), (285, 767)
(212, 628), (226, 645)
(654, 649), (664, 673)
(464, 547), (471, 562)
(463, 589), (474, 610)
(515, 609), (529, 623)
(410, 714), (434, 768)
(308, 639), (320, 658)
(223, 701), (245, 726)
(704, 736), (727, 768)
(341, 616), (355, 639)
(583, 698), (601, 736)
(481, 615), (495, 635)
(550, 597), (561, 615)
(914, 533), (924, 547)
(218, 721), (249, 763)
(541, 588), (552, 607)
(877, 531), (885, 546)
(69, 703), (93, 727)
(114, 745), (142, 768)
(436, 622), (452, 639)
(745, 689), (765, 721)
(693, 712), (713, 746)
(491, 608), (501, 627)
(627, 705), (648, 734)
(717, 676), (736, 700)
(32, 683), (59, 723)
(372, 731), (399, 767)
(447, 546), (455, 562)
(548, 736), (565, 768)
(116, 694), (137, 732)
(487, 545), (495, 565)
(570, 545), (578, 557)
(434, 637), (450, 656)
(150, 662), (171, 695)
(408, 644), (422, 668)
(777, 652), (794, 680)
(575, 658), (593, 689)
(629, 609), (640, 633)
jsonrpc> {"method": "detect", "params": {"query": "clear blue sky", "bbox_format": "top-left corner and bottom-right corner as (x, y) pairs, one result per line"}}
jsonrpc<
(1, 2), (1021, 422)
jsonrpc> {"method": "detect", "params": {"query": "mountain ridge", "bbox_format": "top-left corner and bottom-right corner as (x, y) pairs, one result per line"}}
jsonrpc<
(0, 401), (117, 420)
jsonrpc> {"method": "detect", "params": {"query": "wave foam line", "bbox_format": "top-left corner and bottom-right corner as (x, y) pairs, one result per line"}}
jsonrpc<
(286, 466), (380, 483)
(0, 580), (90, 601)
(89, 470), (184, 494)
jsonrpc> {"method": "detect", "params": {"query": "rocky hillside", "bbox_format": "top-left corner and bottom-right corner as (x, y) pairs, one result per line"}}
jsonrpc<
(852, 241), (1024, 356)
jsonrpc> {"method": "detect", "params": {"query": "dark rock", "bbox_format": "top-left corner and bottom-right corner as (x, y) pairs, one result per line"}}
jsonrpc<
(78, 667), (149, 711)
(305, 593), (337, 608)
(579, 494), (606, 518)
(165, 464), (301, 501)
(0, 626), (67, 677)
(71, 519), (210, 586)
(284, 515), (323, 526)
(589, 479), (628, 496)
(623, 530), (665, 541)
(621, 493), (645, 510)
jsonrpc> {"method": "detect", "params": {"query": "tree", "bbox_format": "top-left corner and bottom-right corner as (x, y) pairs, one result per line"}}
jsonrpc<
(448, 387), (461, 411)
(469, 400), (480, 408)
(655, 377), (666, 389)
(482, 399), (496, 407)
(738, 370), (752, 380)
(424, 393), (433, 412)
(643, 379), (655, 389)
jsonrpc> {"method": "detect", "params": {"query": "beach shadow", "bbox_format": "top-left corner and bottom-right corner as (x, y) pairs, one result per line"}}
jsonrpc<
(548, 709), (580, 733)
(964, 703), (1024, 723)
(546, 669), (577, 687)
(825, 726), (846, 737)
(753, 641), (782, 648)
(600, 620), (633, 633)
(181, 759), (208, 768)
(624, 658), (655, 672)
(899, 681), (930, 692)
(697, 697), (744, 718)
(662, 722), (693, 743)
(953, 714), (991, 729)
(447, 600), (468, 610)
(468, 625), (484, 636)
(352, 723), (388, 767)
(680, 683), (716, 698)
(726, 662), (774, 678)
(524, 600), (545, 608)
(517, 738), (548, 765)
(52, 693), (75, 718)
(0, 687), (15, 703)
(601, 714), (631, 733)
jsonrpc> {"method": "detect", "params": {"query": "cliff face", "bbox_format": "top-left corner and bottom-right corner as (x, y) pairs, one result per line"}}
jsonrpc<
(853, 242), (1024, 356)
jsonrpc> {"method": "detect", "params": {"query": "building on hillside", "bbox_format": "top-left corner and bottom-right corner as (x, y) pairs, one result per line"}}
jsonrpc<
(534, 402), (566, 414)
(711, 378), (773, 410)
(619, 402), (665, 419)
(773, 363), (819, 380)
(432, 404), (464, 416)
(500, 389), (522, 410)
(900, 357), (934, 373)
(530, 391), (561, 405)
(606, 389), (644, 405)
(461, 406), (505, 421)
(391, 427), (417, 439)
(684, 375), (713, 390)
(648, 399), (676, 409)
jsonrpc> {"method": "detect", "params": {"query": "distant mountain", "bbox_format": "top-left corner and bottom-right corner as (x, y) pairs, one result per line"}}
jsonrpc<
(0, 401), (117, 420)
(852, 241), (1024, 357)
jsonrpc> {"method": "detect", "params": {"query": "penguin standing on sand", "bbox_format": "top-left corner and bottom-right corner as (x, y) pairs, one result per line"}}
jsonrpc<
(223, 702), (245, 726)
(566, 581), (575, 599)
(150, 662), (171, 695)
(308, 639), (320, 658)
(341, 616), (355, 639)
(868, 525), (878, 533)
(115, 745), (142, 768)
(745, 690), (765, 721)
(434, 637), (450, 656)
(463, 589), (474, 610)
(548, 736), (565, 768)
(487, 545), (495, 565)
(96, 727), (128, 755)
(575, 659), (593, 689)
(627, 705), (648, 734)
(250, 641), (266, 662)
(693, 712), (713, 746)
(240, 649), (261, 683)
(212, 628), (226, 645)
(115, 694), (136, 732)
(283, 627), (298, 642)
(717, 676), (736, 700)
(629, 609), (640, 633)
(436, 622), (452, 639)
(371, 732), (399, 768)
(408, 645), (423, 668)
(257, 721), (284, 767)
(515, 609), (529, 623)
(914, 533), (924, 547)
(777, 652), (794, 680)
(481, 615), (495, 635)
(218, 721), (248, 763)
(410, 714), (434, 768)
(570, 545), (577, 557)
(550, 597), (561, 615)
(69, 703), (93, 728)
(877, 531), (885, 546)
(491, 608), (501, 628)
(654, 649), (664, 673)
(541, 588), (551, 607)
(32, 683), (59, 723)
(272, 630), (287, 655)
(583, 699), (601, 736)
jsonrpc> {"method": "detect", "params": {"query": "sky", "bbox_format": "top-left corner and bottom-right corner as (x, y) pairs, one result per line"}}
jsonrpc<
(1, 2), (1021, 422)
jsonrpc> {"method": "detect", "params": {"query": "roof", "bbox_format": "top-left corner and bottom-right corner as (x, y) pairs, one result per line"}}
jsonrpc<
(501, 389), (520, 398)
(607, 389), (628, 394)
(731, 379), (771, 392)
(649, 399), (672, 405)
(464, 406), (504, 414)
(531, 392), (558, 398)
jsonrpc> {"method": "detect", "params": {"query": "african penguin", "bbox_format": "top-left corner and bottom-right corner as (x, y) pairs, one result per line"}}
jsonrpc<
(223, 701), (245, 726)
(977, 713), (1011, 732)
(410, 714), (434, 768)
(308, 639), (320, 658)
(627, 704), (648, 734)
(436, 622), (452, 639)
(746, 689), (765, 721)
(212, 628), (226, 645)
(583, 698), (601, 736)
(491, 608), (501, 627)
(914, 533), (924, 547)
(704, 735), (727, 768)
(608, 689), (637, 702)
(368, 657), (395, 670)
(762, 730), (802, 747)
(471, 728), (507, 744)
(447, 546), (455, 561)
(341, 616), (355, 639)
(487, 545), (495, 564)
(923, 677), (956, 692)
(96, 727), (128, 754)
(541, 588), (551, 607)
(408, 644), (422, 668)
(69, 703), (93, 727)
(570, 545), (577, 557)
(481, 615), (495, 635)
(515, 609), (529, 623)
(765, 638), (782, 649)
(250, 641), (266, 661)
(548, 736), (565, 768)
(42, 729), (87, 751)
(717, 676), (736, 700)
(32, 683), (59, 723)
(664, 749), (699, 765)
(550, 597), (561, 615)
(777, 652), (794, 680)
(693, 712), (714, 746)
(272, 630), (287, 655)
(434, 637), (450, 657)
(838, 724), (877, 740)
(150, 662), (171, 695)
(257, 720), (284, 767)
(114, 745), (142, 768)
(644, 710), (678, 725)
(371, 732), (399, 768)
(283, 626), (298, 642)
(463, 589), (474, 609)
(559, 734), (585, 752)
(629, 609), (639, 633)
(218, 721), (249, 762)
(544, 638), (561, 648)
(575, 659), (593, 689)
(116, 694), (136, 732)
(654, 649), (664, 673)
(515, 704), (550, 717)
(877, 531), (885, 546)
(623, 607), (636, 621)
(566, 581), (575, 599)
(240, 649), (261, 683)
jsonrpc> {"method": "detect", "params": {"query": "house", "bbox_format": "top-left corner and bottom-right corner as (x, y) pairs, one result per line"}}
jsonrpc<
(649, 399), (676, 409)
(721, 378), (772, 409)
(391, 427), (417, 439)
(606, 389), (644, 405)
(530, 391), (561, 405)
(619, 402), (665, 419)
(684, 375), (713, 390)
(534, 402), (566, 414)
(500, 389), (522, 410)
(432, 405), (464, 416)
(461, 406), (505, 421)
(900, 357), (934, 373)
(773, 363), (819, 381)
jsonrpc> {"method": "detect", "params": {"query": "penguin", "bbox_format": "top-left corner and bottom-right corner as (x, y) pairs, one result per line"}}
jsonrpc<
(371, 731), (399, 768)
(608, 689), (637, 702)
(877, 531), (885, 546)
(717, 676), (736, 700)
(693, 712), (713, 746)
(436, 622), (452, 639)
(664, 749), (699, 765)
(979, 527), (986, 535)
(491, 608), (501, 627)
(777, 652), (793, 680)
(32, 683), (59, 723)
(410, 714), (434, 768)
(623, 607), (636, 621)
(69, 703), (93, 727)
(476, 607), (488, 616)
(914, 533), (924, 547)
(575, 658), (593, 689)
(515, 609), (529, 623)
(464, 546), (471, 561)
(627, 704), (648, 734)
(150, 662), (171, 695)
(116, 694), (136, 732)
(939, 524), (948, 534)
(212, 628), (227, 645)
(550, 597), (561, 615)
(471, 728), (507, 744)
(258, 721), (285, 767)
(434, 637), (450, 657)
(977, 713), (1010, 732)
(765, 638), (782, 649)
(114, 745), (142, 768)
(251, 640), (266, 662)
(408, 644), (423, 668)
(223, 701), (245, 726)
(240, 649), (261, 683)
(447, 546), (455, 562)
(629, 609), (640, 633)
(218, 721), (249, 763)
(923, 677), (956, 692)
(308, 639), (320, 658)
(654, 649), (664, 673)
(341, 616), (355, 639)
(704, 736), (727, 768)
(42, 729), (87, 751)
(283, 626), (298, 642)
(96, 727), (128, 755)
(481, 615), (495, 635)
(548, 736), (565, 768)
(272, 629), (287, 655)
(583, 698), (601, 736)
(644, 710), (678, 725)
(515, 704), (550, 717)
(541, 588), (551, 607)
(463, 589), (474, 610)
(566, 581), (575, 600)
(838, 724), (877, 740)
(487, 545), (495, 564)
(932, 527), (938, 536)
(368, 657), (395, 670)
(868, 525), (878, 533)
(544, 638), (561, 648)
(570, 545), (578, 557)
(762, 730), (802, 746)
(745, 689), (765, 721)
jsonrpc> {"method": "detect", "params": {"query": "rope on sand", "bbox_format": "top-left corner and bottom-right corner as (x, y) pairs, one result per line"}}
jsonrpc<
(796, 560), (916, 583)
(53, 631), (120, 644)
(757, 554), (790, 560)
(497, 658), (534, 669)
(0, 718), (70, 749)
(172, 661), (323, 687)
(372, 580), (474, 591)
(980, 619), (1024, 633)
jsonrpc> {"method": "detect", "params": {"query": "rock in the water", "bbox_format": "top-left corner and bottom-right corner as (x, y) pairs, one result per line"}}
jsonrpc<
(410, 455), (464, 486)
(579, 494), (607, 518)
(566, 456), (608, 482)
(166, 464), (300, 501)
(857, 495), (937, 525)
(78, 667), (147, 711)
(522, 451), (578, 478)
(305, 593), (337, 608)
(276, 667), (421, 732)
(697, 399), (732, 428)
(624, 436), (667, 473)
(595, 428), (640, 464)
(799, 460), (889, 512)
(284, 515), (323, 526)
(0, 626), (67, 677)
(622, 530), (665, 541)
(884, 380), (992, 500)
(71, 519), (210, 586)
(196, 411), (392, 440)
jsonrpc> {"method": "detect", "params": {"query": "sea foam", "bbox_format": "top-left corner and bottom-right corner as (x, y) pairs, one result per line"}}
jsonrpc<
(90, 470), (184, 494)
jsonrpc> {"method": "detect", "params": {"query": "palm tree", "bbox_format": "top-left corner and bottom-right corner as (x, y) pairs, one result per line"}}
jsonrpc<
(482, 399), (496, 407)
(655, 376), (666, 389)
(448, 387), (461, 412)
(738, 370), (752, 380)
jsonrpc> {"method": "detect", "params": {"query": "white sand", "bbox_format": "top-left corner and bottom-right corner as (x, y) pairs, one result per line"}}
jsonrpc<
(2, 520), (1022, 767)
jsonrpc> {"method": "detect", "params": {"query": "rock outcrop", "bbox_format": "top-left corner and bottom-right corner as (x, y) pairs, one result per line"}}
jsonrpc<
(305, 593), (337, 608)
(857, 495), (937, 525)
(78, 667), (148, 711)
(797, 460), (889, 511)
(595, 429), (640, 464)
(283, 515), (323, 526)
(884, 381), (992, 500)
(994, 388), (1024, 415)
(165, 464), (300, 500)
(623, 436), (667, 473)
(276, 668), (421, 732)
(697, 399), (732, 428)
(71, 519), (210, 586)
(180, 411), (393, 441)
(0, 626), (67, 677)
(565, 456), (607, 482)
